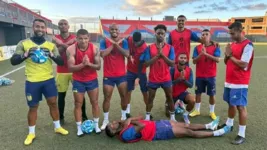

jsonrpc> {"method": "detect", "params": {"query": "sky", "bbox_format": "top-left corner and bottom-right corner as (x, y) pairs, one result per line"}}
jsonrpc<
(14, 0), (267, 23)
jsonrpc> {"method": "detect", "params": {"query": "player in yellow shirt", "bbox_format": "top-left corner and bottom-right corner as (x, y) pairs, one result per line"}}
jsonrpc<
(10, 19), (69, 146)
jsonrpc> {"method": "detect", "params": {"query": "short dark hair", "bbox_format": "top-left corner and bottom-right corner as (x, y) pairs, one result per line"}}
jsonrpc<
(154, 24), (167, 32)
(105, 126), (115, 138)
(177, 15), (187, 19)
(179, 52), (187, 57)
(228, 21), (243, 31)
(77, 29), (89, 36)
(133, 31), (142, 42)
(33, 19), (46, 26)
(202, 29), (210, 32)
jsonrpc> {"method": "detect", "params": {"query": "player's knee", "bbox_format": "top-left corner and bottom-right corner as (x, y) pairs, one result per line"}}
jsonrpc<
(74, 101), (83, 108)
(237, 106), (246, 112)
(29, 105), (38, 111)
(91, 99), (99, 107)
(186, 130), (195, 137)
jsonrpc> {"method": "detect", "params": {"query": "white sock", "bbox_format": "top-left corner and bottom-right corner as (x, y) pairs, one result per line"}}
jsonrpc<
(94, 118), (101, 133)
(205, 121), (213, 130)
(121, 110), (127, 120)
(29, 125), (35, 134)
(103, 112), (109, 121)
(76, 122), (83, 136)
(53, 120), (61, 129)
(226, 118), (234, 126)
(170, 111), (176, 121)
(209, 104), (215, 113)
(213, 128), (226, 136)
(126, 104), (131, 114)
(195, 103), (201, 112)
(238, 125), (246, 138)
(145, 112), (150, 120)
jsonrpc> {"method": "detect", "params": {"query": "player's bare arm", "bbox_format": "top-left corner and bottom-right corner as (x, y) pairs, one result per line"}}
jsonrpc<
(67, 45), (85, 72)
(160, 53), (175, 67)
(100, 42), (114, 58)
(229, 57), (248, 69)
(88, 46), (101, 70)
(144, 54), (160, 67)
(113, 41), (130, 58)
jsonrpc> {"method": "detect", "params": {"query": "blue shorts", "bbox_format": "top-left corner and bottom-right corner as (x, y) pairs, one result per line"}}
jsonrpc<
(173, 91), (190, 104)
(72, 79), (98, 93)
(103, 76), (127, 87)
(147, 81), (172, 89)
(25, 78), (57, 107)
(127, 71), (148, 92)
(153, 120), (175, 141)
(195, 77), (216, 96)
(223, 87), (248, 106)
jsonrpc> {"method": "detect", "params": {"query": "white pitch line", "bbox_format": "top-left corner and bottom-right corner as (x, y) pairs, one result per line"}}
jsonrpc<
(0, 65), (25, 78)
(0, 56), (267, 78)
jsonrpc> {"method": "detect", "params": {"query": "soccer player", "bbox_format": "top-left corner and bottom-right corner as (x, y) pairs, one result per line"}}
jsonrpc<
(125, 31), (148, 117)
(67, 29), (101, 136)
(53, 19), (88, 124)
(140, 24), (176, 121)
(99, 23), (129, 130)
(189, 29), (221, 120)
(218, 21), (254, 145)
(105, 115), (231, 143)
(10, 19), (69, 146)
(169, 53), (195, 124)
(168, 15), (202, 65)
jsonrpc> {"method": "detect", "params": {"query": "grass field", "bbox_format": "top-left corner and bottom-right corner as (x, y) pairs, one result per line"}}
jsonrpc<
(1, 44), (267, 150)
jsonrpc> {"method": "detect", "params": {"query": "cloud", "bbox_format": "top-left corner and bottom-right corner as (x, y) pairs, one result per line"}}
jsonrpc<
(241, 3), (267, 10)
(194, 10), (212, 14)
(120, 0), (201, 16)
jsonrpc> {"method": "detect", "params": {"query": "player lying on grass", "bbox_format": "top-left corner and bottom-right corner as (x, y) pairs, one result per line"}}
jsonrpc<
(105, 115), (231, 143)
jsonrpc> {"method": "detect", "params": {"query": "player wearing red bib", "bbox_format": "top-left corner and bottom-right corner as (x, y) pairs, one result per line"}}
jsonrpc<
(67, 29), (101, 136)
(53, 19), (88, 124)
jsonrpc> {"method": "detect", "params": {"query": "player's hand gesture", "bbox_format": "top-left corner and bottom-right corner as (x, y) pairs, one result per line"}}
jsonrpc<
(124, 118), (131, 128)
(201, 46), (207, 55)
(83, 55), (89, 66)
(225, 43), (232, 57)
(130, 55), (135, 64)
(180, 70), (185, 80)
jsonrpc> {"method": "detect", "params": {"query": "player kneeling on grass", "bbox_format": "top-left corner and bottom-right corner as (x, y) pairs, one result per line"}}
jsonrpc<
(166, 53), (195, 124)
(190, 29), (221, 120)
(105, 115), (231, 143)
(10, 19), (68, 146)
(67, 29), (101, 136)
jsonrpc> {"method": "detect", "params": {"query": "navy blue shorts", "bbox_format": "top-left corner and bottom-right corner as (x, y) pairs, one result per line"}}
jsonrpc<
(72, 79), (98, 93)
(223, 87), (248, 106)
(25, 78), (57, 107)
(153, 120), (175, 140)
(103, 76), (127, 87)
(195, 77), (216, 96)
(147, 81), (172, 89)
(173, 91), (190, 104)
(127, 71), (148, 92)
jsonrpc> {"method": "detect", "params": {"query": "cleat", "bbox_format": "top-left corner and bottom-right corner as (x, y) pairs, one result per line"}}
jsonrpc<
(210, 117), (220, 130)
(95, 127), (101, 134)
(189, 110), (200, 117)
(231, 135), (245, 145)
(210, 112), (217, 120)
(100, 120), (109, 130)
(218, 124), (233, 131)
(24, 133), (36, 146)
(55, 127), (69, 135)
